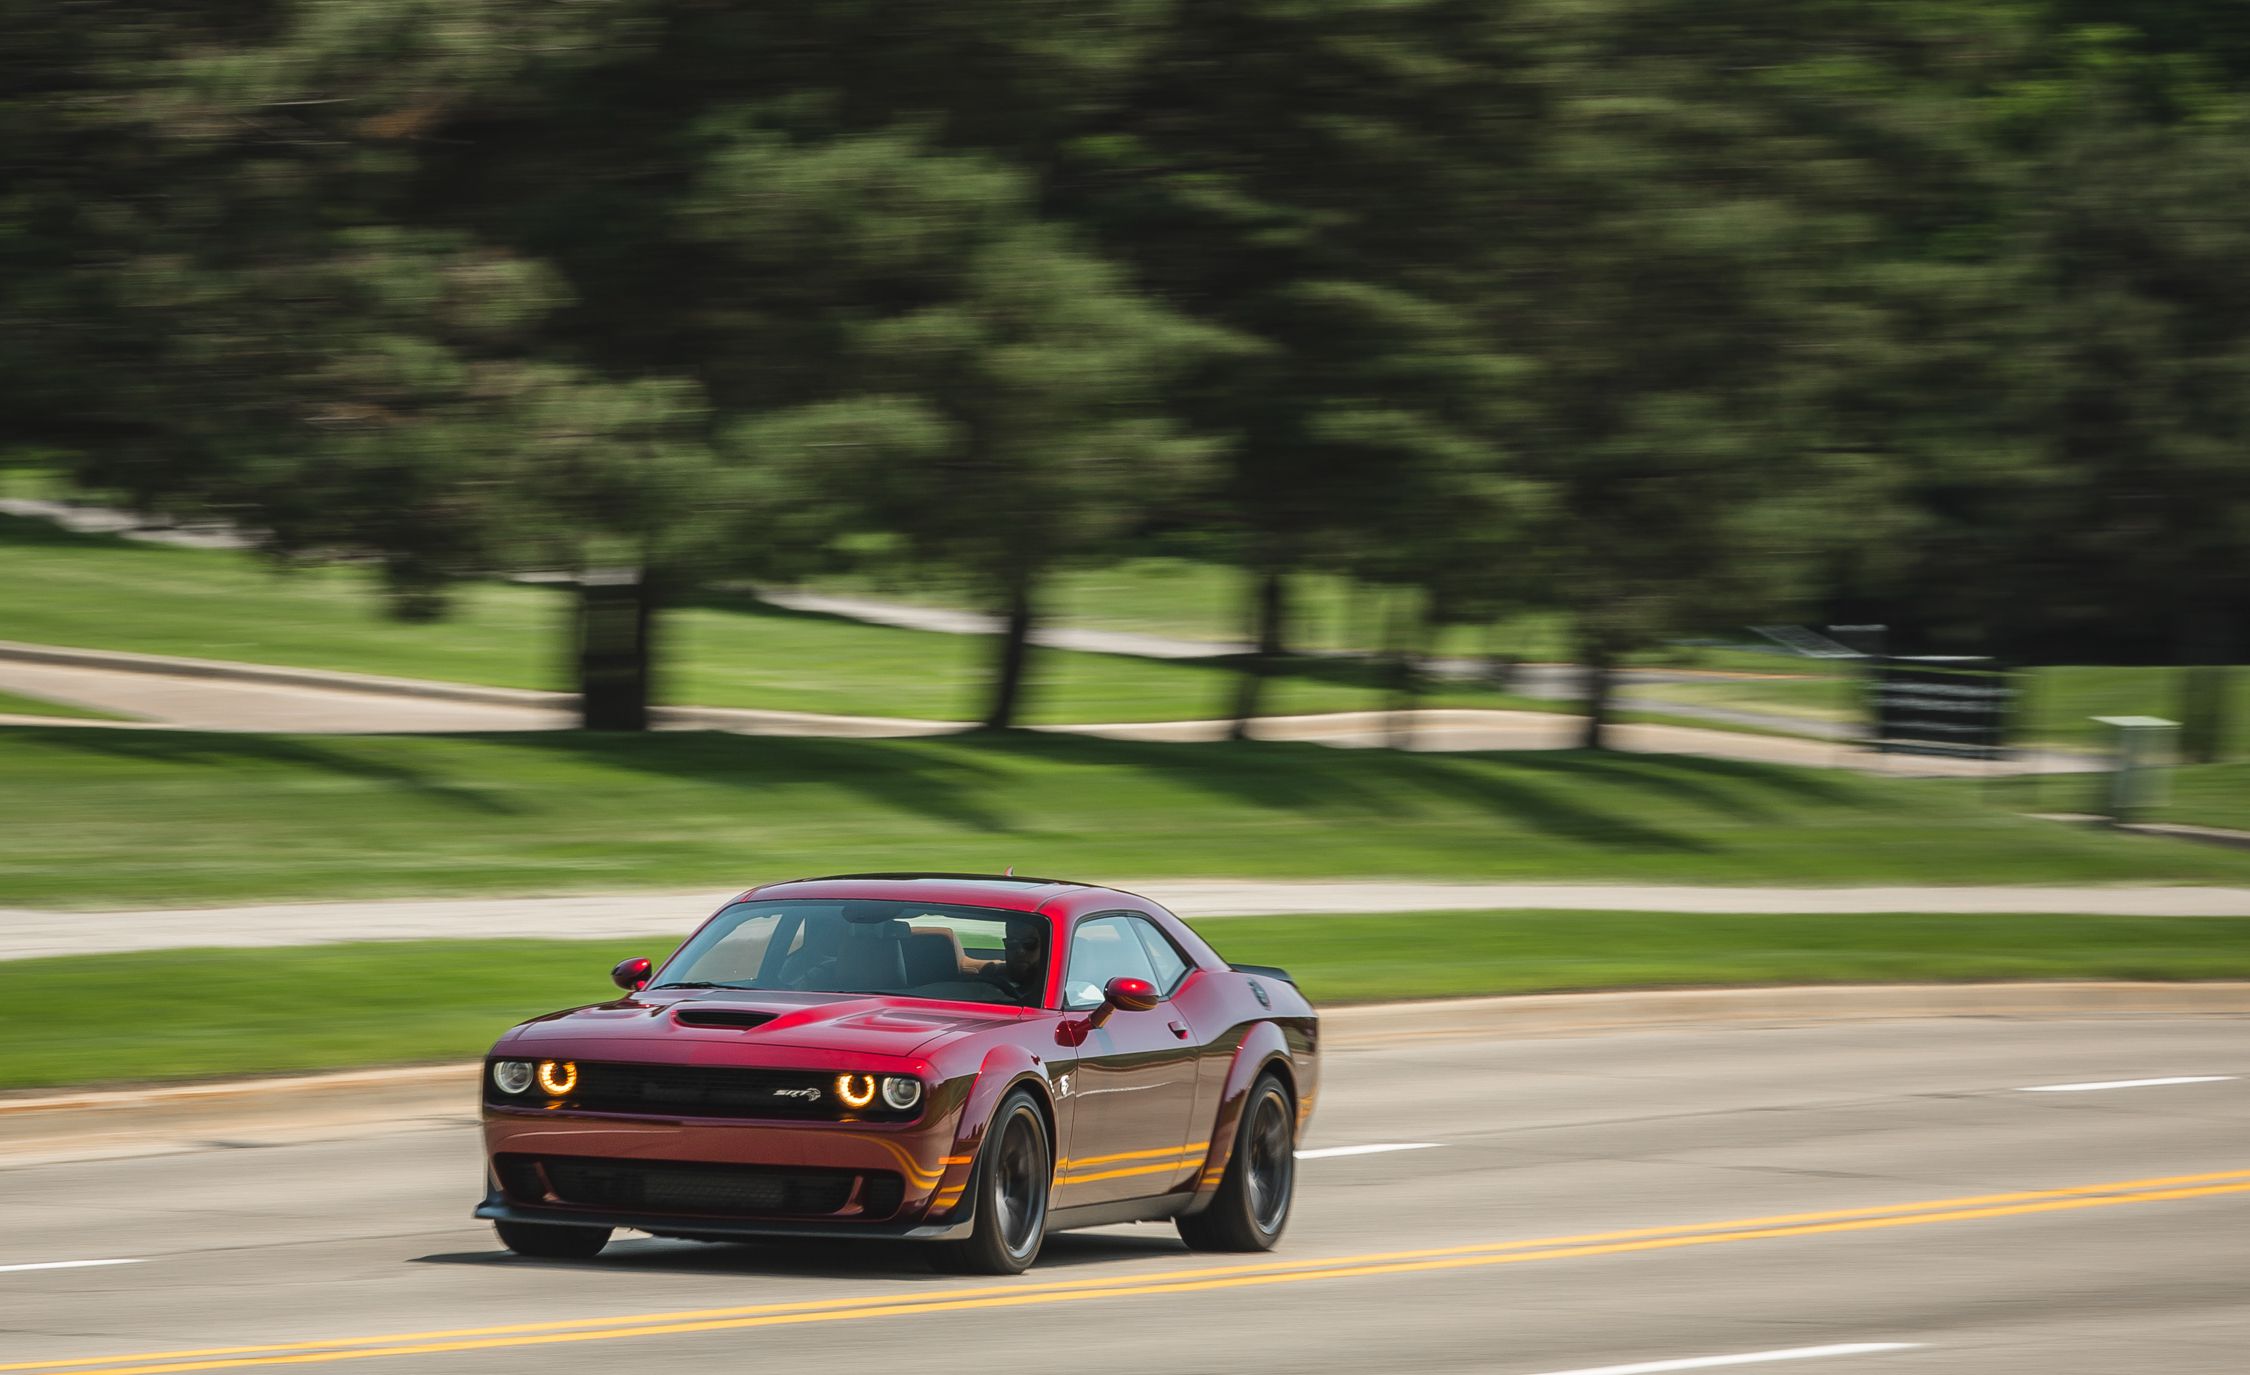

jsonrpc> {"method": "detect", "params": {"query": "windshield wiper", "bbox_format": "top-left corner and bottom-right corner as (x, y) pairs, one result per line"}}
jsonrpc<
(647, 980), (757, 991)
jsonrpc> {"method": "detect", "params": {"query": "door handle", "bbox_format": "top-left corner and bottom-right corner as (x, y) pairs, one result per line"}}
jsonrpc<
(1167, 1020), (1191, 1040)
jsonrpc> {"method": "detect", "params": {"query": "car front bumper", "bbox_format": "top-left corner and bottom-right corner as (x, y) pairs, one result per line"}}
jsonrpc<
(478, 1106), (977, 1239)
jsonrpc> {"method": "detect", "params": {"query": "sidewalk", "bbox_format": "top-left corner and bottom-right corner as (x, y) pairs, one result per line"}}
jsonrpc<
(0, 639), (2102, 775)
(9, 881), (2250, 961)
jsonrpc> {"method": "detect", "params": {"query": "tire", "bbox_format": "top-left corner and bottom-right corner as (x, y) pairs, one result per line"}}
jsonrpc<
(495, 1218), (612, 1260)
(939, 1089), (1052, 1274)
(1177, 1073), (1294, 1252)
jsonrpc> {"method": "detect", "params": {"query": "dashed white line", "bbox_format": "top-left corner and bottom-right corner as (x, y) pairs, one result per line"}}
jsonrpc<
(1295, 1142), (1442, 1159)
(2018, 1075), (2236, 1093)
(0, 1258), (143, 1274)
(1521, 1343), (1921, 1375)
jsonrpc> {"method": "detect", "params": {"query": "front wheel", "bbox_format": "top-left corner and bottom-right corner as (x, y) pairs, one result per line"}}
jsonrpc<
(495, 1219), (611, 1260)
(939, 1089), (1052, 1274)
(1177, 1073), (1294, 1252)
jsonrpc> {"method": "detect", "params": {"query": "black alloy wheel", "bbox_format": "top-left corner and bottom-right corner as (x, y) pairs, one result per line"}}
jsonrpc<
(942, 1089), (1051, 1274)
(1242, 1085), (1295, 1234)
(1176, 1073), (1295, 1252)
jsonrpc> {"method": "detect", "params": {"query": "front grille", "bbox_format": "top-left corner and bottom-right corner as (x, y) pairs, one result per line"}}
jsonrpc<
(484, 1060), (920, 1122)
(501, 1154), (901, 1219)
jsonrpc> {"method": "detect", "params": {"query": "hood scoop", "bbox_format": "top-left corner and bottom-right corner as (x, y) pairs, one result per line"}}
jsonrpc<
(672, 1007), (779, 1031)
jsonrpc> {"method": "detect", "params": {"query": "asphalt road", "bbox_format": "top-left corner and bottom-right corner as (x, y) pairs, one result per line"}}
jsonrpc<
(4, 1016), (2245, 1375)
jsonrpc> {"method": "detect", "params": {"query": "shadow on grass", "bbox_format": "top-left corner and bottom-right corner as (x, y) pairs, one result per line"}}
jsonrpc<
(12, 728), (526, 815)
(6, 722), (1872, 859)
(921, 729), (1718, 853)
(459, 729), (1021, 833)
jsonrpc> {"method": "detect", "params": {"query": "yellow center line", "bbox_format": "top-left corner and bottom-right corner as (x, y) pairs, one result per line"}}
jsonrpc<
(13, 1167), (2249, 1375)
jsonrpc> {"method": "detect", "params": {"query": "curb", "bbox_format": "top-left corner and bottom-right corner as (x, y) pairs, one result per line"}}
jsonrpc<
(3, 981), (2245, 1167)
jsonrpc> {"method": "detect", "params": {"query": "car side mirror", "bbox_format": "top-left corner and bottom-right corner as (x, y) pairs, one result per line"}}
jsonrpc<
(611, 957), (652, 992)
(1073, 976), (1161, 1034)
(1105, 976), (1160, 1013)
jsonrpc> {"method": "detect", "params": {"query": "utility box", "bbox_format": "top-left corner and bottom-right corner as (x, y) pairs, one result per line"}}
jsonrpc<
(2092, 715), (2177, 823)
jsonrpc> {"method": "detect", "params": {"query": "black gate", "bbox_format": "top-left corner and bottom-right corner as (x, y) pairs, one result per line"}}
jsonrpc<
(1864, 657), (2015, 760)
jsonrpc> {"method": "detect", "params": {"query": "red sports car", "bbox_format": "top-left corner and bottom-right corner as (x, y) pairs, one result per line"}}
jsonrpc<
(475, 873), (1319, 1272)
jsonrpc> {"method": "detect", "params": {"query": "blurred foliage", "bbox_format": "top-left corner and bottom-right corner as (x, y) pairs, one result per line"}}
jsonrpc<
(1, 0), (2243, 742)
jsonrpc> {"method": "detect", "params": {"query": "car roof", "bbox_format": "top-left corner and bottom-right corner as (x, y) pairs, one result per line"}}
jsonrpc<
(741, 873), (1131, 915)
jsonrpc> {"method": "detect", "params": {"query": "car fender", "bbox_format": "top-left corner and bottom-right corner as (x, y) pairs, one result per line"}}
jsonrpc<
(1183, 1019), (1298, 1213)
(929, 1043), (1063, 1221)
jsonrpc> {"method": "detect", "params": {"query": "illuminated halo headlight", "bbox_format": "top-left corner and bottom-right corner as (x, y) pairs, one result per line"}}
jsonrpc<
(836, 1073), (878, 1109)
(536, 1060), (578, 1096)
(880, 1076), (923, 1111)
(491, 1060), (535, 1095)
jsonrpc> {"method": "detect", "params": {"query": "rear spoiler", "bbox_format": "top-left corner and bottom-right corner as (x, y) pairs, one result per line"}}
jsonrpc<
(1229, 962), (1296, 985)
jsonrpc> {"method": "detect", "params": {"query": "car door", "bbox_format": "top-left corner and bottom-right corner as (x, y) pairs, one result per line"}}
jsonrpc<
(1055, 913), (1201, 1208)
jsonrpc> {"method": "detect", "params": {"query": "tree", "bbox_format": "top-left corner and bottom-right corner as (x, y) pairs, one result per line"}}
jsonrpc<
(695, 140), (1218, 728)
(1069, 0), (1546, 738)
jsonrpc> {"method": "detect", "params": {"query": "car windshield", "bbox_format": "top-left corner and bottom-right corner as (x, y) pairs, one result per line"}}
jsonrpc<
(652, 900), (1050, 1008)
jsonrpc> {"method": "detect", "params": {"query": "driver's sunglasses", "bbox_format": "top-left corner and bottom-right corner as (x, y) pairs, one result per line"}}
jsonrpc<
(1005, 936), (1041, 953)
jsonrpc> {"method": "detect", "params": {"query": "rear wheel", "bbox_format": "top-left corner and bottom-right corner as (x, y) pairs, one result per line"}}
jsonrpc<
(495, 1219), (611, 1260)
(1177, 1073), (1294, 1252)
(940, 1089), (1051, 1274)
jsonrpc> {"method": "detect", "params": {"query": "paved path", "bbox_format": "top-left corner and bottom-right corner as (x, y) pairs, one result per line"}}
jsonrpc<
(3, 1016), (2244, 1373)
(9, 495), (1854, 735)
(0, 641), (2101, 775)
(9, 881), (2248, 960)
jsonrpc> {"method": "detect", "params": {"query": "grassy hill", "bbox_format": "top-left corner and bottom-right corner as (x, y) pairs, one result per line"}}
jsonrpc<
(5, 726), (2246, 909)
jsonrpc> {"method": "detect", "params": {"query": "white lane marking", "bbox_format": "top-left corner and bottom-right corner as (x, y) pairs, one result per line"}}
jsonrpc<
(0, 1258), (143, 1274)
(1294, 1142), (1442, 1159)
(1519, 1343), (1921, 1375)
(2019, 1075), (2236, 1093)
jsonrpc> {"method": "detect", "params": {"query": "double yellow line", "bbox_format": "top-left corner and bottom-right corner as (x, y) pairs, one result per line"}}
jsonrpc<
(12, 1166), (2250, 1375)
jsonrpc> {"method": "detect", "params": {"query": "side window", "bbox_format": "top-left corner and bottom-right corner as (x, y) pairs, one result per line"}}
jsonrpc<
(1064, 915), (1161, 1010)
(1130, 918), (1191, 995)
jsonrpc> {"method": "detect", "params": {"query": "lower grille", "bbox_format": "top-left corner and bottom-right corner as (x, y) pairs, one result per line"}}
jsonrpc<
(502, 1154), (901, 1219)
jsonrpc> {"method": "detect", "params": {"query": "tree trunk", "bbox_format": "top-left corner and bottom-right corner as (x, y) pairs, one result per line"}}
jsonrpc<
(982, 566), (1037, 730)
(1227, 565), (1289, 741)
(2177, 611), (2235, 765)
(1482, 621), (1516, 692)
(1580, 643), (1615, 750)
(576, 568), (656, 731)
(1384, 590), (1424, 750)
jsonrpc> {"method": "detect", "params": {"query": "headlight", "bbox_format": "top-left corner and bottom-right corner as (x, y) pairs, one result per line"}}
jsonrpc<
(835, 1073), (877, 1109)
(536, 1060), (578, 1096)
(880, 1076), (923, 1111)
(491, 1060), (535, 1095)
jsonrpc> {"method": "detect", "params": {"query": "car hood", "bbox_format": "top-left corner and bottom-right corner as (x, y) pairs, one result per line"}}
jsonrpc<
(502, 989), (1031, 1060)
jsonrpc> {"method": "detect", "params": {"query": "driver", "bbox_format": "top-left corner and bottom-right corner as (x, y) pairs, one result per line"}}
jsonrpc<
(979, 921), (1048, 1002)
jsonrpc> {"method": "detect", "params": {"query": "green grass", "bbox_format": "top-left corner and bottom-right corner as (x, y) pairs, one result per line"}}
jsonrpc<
(0, 516), (1552, 724)
(1209, 909), (2250, 1006)
(6, 911), (2247, 1090)
(0, 687), (122, 720)
(1990, 761), (2250, 834)
(5, 727), (2248, 910)
(2165, 763), (2250, 831)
